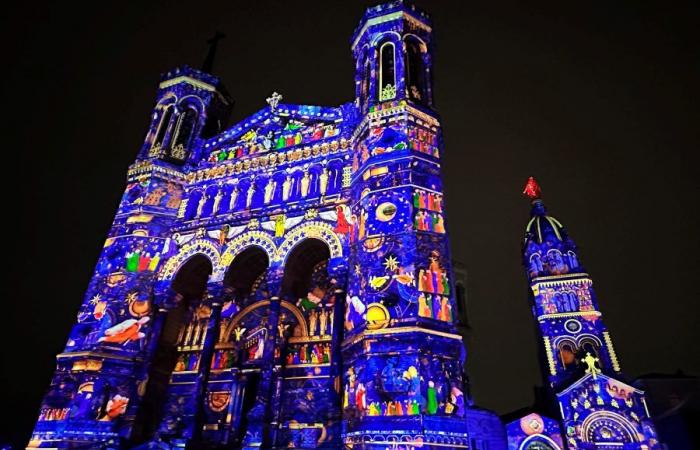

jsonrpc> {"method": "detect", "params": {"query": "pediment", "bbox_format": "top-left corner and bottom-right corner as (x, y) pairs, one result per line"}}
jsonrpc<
(202, 103), (347, 163)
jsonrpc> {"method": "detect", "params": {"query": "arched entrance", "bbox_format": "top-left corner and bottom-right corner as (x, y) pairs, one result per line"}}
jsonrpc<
(223, 246), (270, 304)
(520, 436), (561, 450)
(281, 238), (332, 302)
(133, 254), (212, 443)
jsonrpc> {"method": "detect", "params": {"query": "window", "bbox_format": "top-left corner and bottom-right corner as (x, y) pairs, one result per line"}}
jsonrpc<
(405, 38), (426, 103)
(378, 41), (396, 101)
(170, 107), (198, 160)
(153, 106), (174, 149)
(558, 340), (577, 369)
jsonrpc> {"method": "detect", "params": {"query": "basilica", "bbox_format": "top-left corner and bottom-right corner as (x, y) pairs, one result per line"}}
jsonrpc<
(28, 2), (662, 449)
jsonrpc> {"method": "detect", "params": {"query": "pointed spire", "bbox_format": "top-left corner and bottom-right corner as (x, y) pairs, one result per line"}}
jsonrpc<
(522, 176), (541, 200)
(201, 31), (226, 74)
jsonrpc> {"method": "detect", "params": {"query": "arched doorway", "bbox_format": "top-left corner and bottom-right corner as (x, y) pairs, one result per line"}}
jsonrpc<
(224, 246), (270, 304)
(521, 437), (559, 450)
(281, 238), (331, 303)
(133, 255), (212, 443)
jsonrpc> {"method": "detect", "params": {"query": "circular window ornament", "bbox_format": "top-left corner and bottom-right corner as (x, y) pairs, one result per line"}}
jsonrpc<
(565, 319), (582, 334)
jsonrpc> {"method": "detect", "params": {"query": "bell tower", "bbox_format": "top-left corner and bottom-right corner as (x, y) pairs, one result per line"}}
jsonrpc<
(138, 66), (232, 166)
(352, 0), (434, 114)
(27, 65), (232, 449)
(520, 177), (662, 449)
(343, 2), (472, 448)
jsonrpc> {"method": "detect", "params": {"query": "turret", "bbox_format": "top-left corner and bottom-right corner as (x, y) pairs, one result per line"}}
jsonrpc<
(352, 0), (434, 114)
(518, 178), (662, 449)
(138, 65), (232, 166)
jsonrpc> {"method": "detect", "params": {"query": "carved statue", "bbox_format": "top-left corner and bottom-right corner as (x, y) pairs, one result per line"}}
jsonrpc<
(319, 167), (329, 195)
(282, 175), (293, 201)
(196, 194), (207, 218)
(264, 178), (276, 204)
(319, 308), (329, 336)
(300, 171), (311, 198)
(212, 188), (223, 215)
(309, 310), (318, 336)
(229, 186), (239, 211)
(246, 183), (256, 208)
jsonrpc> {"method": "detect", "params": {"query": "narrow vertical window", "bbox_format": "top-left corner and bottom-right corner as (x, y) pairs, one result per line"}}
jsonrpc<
(360, 60), (370, 111)
(170, 107), (198, 161)
(153, 106), (174, 149)
(405, 38), (426, 103)
(379, 41), (396, 101)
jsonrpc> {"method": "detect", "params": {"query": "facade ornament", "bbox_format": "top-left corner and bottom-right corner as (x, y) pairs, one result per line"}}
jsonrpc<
(582, 352), (601, 379)
(266, 92), (283, 111)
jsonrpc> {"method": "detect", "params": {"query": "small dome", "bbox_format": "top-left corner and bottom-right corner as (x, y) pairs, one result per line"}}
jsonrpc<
(525, 199), (567, 245)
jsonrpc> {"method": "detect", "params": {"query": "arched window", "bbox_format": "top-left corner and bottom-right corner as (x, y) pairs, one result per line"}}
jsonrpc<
(170, 107), (198, 160)
(405, 37), (426, 103)
(153, 106), (174, 149)
(557, 340), (578, 369)
(529, 253), (543, 276)
(579, 338), (601, 359)
(567, 250), (579, 269)
(378, 40), (396, 101)
(361, 60), (370, 112)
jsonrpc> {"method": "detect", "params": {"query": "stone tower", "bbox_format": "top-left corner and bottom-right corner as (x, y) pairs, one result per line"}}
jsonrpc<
(518, 177), (661, 449)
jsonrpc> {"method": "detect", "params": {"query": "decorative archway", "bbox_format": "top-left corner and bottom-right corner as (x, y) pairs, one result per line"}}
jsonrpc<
(580, 411), (639, 444)
(519, 435), (561, 450)
(223, 300), (308, 339)
(275, 221), (343, 263)
(159, 239), (221, 281)
(220, 231), (277, 272)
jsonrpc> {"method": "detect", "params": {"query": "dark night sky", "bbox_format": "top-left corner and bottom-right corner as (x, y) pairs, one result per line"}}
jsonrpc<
(3, 0), (699, 447)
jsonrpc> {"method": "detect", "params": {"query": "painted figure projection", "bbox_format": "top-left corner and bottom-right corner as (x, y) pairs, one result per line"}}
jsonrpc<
(28, 2), (661, 450)
(28, 2), (479, 448)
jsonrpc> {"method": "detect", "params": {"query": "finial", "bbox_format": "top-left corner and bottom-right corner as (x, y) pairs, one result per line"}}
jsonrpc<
(582, 352), (601, 379)
(266, 92), (283, 111)
(201, 31), (226, 73)
(523, 176), (541, 200)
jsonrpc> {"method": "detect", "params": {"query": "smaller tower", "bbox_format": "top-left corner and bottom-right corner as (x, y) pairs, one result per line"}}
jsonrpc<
(519, 177), (662, 450)
(351, 0), (434, 114)
(139, 66), (232, 166)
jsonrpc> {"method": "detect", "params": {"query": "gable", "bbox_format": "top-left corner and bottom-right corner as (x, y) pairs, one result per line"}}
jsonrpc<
(201, 104), (348, 165)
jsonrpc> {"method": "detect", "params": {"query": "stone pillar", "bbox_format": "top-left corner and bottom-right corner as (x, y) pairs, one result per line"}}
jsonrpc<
(241, 294), (281, 449)
(191, 284), (224, 443)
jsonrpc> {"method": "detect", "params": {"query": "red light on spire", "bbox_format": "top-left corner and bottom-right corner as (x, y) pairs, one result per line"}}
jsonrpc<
(523, 177), (541, 200)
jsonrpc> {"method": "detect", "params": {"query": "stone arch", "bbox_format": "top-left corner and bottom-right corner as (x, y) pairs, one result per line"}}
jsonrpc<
(158, 239), (221, 281)
(519, 435), (562, 450)
(275, 221), (343, 263)
(370, 31), (402, 47)
(223, 299), (308, 339)
(219, 231), (277, 276)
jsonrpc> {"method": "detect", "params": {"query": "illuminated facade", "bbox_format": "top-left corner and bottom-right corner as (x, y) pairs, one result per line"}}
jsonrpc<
(28, 2), (496, 449)
(511, 178), (662, 450)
